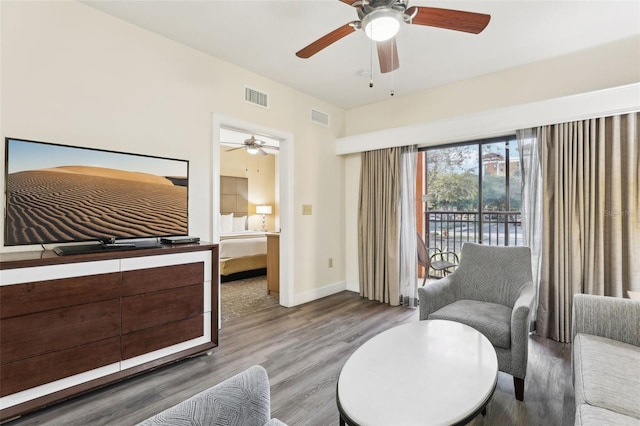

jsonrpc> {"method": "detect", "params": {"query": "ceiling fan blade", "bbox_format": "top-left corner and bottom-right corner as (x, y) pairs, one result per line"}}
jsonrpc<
(225, 146), (245, 152)
(257, 148), (268, 156)
(377, 38), (399, 74)
(407, 7), (491, 34)
(296, 22), (358, 59)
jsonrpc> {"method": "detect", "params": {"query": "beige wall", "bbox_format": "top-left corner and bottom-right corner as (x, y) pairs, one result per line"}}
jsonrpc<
(0, 1), (346, 303)
(345, 35), (640, 136)
(219, 147), (277, 232)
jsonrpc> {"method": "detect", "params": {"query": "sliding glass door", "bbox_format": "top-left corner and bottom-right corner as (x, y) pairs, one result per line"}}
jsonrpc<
(419, 136), (522, 257)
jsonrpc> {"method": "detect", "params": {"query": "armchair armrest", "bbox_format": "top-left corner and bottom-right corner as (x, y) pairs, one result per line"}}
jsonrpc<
(418, 275), (456, 320)
(512, 282), (535, 333)
(510, 282), (535, 379)
(572, 294), (640, 346)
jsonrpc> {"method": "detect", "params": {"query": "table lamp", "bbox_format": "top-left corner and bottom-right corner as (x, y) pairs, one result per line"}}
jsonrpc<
(256, 205), (272, 231)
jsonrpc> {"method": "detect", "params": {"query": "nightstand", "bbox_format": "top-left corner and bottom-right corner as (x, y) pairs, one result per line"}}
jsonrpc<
(266, 233), (280, 295)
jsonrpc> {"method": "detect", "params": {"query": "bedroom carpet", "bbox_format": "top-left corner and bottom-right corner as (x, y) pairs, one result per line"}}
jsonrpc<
(220, 275), (279, 322)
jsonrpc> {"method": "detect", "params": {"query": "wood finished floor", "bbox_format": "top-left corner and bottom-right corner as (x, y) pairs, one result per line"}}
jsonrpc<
(6, 291), (575, 426)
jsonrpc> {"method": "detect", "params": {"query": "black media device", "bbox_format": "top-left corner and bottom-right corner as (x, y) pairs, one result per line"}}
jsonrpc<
(161, 236), (200, 245)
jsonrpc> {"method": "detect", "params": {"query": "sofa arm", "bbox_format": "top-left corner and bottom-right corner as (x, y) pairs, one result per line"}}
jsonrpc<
(418, 275), (456, 320)
(137, 365), (273, 426)
(510, 282), (535, 379)
(572, 294), (640, 346)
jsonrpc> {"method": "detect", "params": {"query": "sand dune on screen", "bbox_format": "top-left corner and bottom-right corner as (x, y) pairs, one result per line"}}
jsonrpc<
(41, 166), (175, 185)
(5, 167), (187, 245)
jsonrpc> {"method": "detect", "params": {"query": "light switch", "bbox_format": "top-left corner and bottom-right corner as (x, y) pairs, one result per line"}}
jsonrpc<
(302, 204), (312, 215)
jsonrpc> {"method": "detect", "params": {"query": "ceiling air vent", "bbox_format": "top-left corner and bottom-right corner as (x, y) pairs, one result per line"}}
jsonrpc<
(311, 109), (330, 127)
(244, 86), (269, 108)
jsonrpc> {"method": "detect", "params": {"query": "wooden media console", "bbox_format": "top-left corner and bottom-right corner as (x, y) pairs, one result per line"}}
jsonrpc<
(0, 243), (219, 421)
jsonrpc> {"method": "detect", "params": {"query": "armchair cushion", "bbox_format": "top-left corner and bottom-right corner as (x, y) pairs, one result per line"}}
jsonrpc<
(428, 300), (512, 349)
(452, 243), (533, 308)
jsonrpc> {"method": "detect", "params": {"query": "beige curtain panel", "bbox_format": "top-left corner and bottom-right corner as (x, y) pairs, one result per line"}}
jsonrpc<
(537, 112), (640, 343)
(358, 147), (402, 305)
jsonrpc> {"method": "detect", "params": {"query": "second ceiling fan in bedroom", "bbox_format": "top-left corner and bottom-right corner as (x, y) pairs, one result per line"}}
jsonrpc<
(224, 135), (279, 156)
(295, 0), (491, 74)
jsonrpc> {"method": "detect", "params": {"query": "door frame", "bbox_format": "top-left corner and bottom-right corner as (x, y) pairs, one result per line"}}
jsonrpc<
(212, 114), (295, 308)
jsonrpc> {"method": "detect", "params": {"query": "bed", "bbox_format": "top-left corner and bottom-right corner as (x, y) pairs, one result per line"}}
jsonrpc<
(219, 176), (268, 280)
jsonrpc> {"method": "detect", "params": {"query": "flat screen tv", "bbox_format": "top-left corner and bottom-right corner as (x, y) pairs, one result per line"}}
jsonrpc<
(4, 137), (189, 247)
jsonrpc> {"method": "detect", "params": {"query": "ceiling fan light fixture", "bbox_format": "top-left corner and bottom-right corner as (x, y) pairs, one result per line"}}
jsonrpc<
(246, 146), (260, 155)
(362, 9), (402, 41)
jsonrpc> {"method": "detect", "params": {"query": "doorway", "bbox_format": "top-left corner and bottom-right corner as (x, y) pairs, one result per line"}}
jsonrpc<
(219, 127), (279, 322)
(212, 115), (294, 324)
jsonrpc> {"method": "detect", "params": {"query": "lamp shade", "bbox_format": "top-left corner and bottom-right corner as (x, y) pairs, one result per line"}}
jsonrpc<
(256, 205), (272, 215)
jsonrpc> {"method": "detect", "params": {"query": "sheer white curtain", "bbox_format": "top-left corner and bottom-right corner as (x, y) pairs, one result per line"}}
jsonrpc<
(399, 146), (418, 307)
(516, 128), (543, 326)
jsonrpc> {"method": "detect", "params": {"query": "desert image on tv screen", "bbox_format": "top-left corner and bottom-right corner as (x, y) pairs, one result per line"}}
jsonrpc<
(5, 139), (188, 246)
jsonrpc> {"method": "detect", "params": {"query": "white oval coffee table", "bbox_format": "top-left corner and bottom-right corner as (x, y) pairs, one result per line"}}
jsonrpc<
(337, 320), (498, 426)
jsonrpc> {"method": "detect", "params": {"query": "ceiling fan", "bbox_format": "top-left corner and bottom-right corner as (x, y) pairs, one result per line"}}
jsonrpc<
(224, 135), (279, 156)
(295, 0), (491, 74)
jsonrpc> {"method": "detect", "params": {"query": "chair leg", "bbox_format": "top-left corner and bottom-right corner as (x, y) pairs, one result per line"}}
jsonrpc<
(514, 377), (524, 401)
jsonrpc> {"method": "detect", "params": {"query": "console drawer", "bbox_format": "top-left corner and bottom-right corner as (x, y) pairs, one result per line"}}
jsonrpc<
(0, 299), (120, 365)
(121, 284), (203, 334)
(121, 315), (204, 360)
(0, 337), (120, 397)
(121, 262), (204, 296)
(0, 272), (121, 319)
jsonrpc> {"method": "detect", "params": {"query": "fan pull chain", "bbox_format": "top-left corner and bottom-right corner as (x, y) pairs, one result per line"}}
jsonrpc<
(390, 40), (395, 96)
(369, 36), (374, 88)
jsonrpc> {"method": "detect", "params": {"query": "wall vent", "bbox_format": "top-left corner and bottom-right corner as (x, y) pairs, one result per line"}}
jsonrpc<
(311, 109), (330, 127)
(244, 86), (269, 108)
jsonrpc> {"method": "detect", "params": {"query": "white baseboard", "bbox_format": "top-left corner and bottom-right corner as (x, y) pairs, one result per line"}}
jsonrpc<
(293, 280), (347, 306)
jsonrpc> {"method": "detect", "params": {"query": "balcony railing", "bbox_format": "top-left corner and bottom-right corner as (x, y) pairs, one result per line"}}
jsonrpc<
(425, 210), (522, 255)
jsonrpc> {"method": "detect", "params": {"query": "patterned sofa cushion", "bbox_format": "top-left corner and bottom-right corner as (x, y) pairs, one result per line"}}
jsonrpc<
(574, 333), (640, 420)
(137, 365), (287, 426)
(428, 299), (512, 349)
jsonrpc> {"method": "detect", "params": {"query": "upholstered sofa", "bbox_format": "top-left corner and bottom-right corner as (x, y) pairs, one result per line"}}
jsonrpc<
(572, 294), (640, 425)
(137, 365), (287, 426)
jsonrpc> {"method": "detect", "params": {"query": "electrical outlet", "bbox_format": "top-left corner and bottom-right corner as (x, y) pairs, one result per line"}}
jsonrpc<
(328, 258), (333, 268)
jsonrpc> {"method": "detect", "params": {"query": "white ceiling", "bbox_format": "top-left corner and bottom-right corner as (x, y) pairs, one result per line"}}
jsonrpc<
(83, 0), (640, 110)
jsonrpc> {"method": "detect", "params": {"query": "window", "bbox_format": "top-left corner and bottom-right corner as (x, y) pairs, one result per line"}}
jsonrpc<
(418, 136), (522, 255)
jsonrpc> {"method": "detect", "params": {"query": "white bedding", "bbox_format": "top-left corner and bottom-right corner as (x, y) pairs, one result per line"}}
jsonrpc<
(219, 232), (267, 259)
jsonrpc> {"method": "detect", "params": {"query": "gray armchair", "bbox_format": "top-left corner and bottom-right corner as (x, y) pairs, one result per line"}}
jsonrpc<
(418, 243), (535, 401)
(137, 365), (287, 426)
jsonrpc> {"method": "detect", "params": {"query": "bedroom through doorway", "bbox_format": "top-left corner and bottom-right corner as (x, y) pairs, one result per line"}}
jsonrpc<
(218, 125), (281, 323)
